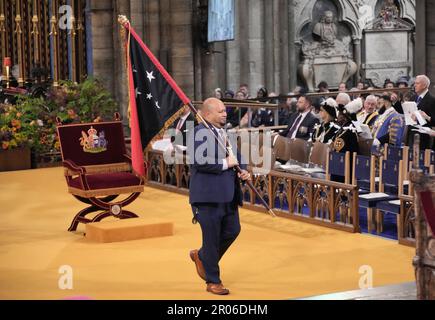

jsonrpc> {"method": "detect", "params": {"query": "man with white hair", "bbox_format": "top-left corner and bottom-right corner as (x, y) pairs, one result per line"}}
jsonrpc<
(336, 92), (351, 107)
(415, 75), (435, 124)
(357, 95), (379, 130)
(410, 75), (435, 149)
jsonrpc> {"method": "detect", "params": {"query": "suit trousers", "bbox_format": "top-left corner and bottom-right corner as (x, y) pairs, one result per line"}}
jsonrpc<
(193, 202), (241, 284)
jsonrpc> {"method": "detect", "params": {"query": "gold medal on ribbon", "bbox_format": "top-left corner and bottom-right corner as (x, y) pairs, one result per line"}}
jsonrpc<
(334, 138), (345, 152)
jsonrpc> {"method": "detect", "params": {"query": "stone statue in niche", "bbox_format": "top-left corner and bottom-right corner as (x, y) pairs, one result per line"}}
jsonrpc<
(298, 10), (357, 91)
(312, 11), (337, 47)
(377, 0), (400, 29)
(302, 11), (352, 59)
(380, 0), (399, 21)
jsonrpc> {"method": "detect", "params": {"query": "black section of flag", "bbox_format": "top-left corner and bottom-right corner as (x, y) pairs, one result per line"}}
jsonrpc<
(129, 35), (184, 149)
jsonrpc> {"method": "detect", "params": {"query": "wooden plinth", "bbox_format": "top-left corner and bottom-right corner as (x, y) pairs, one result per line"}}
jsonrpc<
(85, 218), (174, 243)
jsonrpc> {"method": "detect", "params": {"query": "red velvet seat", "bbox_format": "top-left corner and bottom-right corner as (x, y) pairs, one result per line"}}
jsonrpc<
(68, 172), (142, 197)
(56, 114), (144, 232)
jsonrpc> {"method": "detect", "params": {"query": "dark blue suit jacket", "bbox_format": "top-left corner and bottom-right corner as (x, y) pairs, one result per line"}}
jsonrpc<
(188, 123), (246, 206)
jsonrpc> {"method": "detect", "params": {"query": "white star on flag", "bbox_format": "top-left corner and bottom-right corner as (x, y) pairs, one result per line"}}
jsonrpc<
(146, 70), (156, 83)
(146, 93), (153, 100)
(135, 87), (142, 97)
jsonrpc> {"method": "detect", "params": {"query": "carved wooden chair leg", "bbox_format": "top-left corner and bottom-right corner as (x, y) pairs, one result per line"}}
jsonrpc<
(118, 210), (139, 219)
(92, 211), (112, 223)
(68, 206), (100, 232)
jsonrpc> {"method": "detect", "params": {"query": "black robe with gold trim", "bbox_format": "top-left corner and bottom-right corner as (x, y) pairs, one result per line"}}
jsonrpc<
(312, 122), (340, 144)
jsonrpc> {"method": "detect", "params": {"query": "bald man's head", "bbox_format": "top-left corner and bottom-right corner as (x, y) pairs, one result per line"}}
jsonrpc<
(202, 98), (227, 128)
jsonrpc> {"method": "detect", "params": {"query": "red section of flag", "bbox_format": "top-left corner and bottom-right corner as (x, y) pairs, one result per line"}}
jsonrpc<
(127, 52), (145, 176)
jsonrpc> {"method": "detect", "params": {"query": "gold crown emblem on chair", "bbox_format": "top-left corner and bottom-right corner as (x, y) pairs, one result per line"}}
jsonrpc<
(80, 126), (108, 154)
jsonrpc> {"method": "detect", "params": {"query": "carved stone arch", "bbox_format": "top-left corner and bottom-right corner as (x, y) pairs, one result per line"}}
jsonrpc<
(335, 0), (362, 38)
(397, 0), (416, 25)
(294, 1), (317, 42)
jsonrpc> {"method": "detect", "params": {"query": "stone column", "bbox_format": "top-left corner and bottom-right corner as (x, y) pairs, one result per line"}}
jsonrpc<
(264, 0), (274, 92)
(145, 0), (161, 54)
(226, 0), (241, 93)
(112, 0), (130, 127)
(89, 1), (114, 92)
(130, 0), (144, 41)
(427, 0), (435, 95)
(415, 0), (435, 95)
(415, 0), (426, 76)
(288, 0), (296, 91)
(239, 0), (250, 91)
(170, 0), (195, 99)
(200, 45), (218, 98)
(352, 36), (362, 83)
(279, 0), (289, 94)
(248, 0), (265, 94)
(273, 0), (281, 93)
(215, 42), (227, 92)
(158, 0), (171, 70)
(192, 0), (202, 100)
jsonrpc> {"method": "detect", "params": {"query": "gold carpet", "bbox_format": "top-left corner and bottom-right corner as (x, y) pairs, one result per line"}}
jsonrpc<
(0, 167), (415, 300)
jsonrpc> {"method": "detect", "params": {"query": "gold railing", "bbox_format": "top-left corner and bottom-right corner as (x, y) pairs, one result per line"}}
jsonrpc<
(145, 150), (360, 233)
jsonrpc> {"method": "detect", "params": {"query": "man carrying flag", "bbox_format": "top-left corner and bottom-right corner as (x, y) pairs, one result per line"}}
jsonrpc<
(189, 98), (251, 295)
(119, 16), (270, 296)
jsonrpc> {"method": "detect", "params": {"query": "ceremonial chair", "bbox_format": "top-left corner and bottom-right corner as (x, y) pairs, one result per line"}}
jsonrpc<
(372, 159), (404, 232)
(358, 138), (373, 157)
(309, 141), (329, 168)
(351, 153), (376, 194)
(373, 156), (432, 235)
(406, 149), (430, 195)
(325, 151), (352, 222)
(356, 156), (399, 233)
(288, 138), (311, 164)
(384, 144), (408, 162)
(56, 114), (145, 232)
(383, 144), (409, 194)
(273, 135), (291, 162)
(326, 151), (351, 184)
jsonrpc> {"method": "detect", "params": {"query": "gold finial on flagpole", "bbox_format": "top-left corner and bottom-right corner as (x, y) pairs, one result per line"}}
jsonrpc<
(118, 15), (130, 27)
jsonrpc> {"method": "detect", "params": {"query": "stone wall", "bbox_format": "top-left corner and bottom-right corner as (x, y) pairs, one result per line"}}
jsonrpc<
(88, 0), (422, 121)
(89, 0), (298, 106)
(415, 0), (435, 94)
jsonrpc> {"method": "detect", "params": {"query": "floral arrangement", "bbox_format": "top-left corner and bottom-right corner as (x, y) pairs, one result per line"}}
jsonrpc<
(0, 104), (37, 150)
(0, 78), (118, 157)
